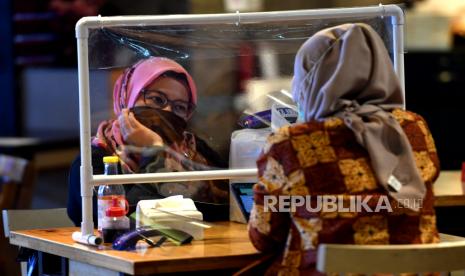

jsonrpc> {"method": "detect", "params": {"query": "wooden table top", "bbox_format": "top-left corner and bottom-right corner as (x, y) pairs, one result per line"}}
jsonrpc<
(9, 222), (261, 275)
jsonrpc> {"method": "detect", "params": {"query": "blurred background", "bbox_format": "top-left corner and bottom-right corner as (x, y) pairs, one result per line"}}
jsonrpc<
(1, 0), (465, 247)
(3, 0), (465, 274)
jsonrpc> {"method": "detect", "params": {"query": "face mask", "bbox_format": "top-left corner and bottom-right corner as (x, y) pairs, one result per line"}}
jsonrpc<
(130, 106), (187, 144)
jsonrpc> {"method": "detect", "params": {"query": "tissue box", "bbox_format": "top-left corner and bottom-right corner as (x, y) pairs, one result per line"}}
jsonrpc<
(136, 196), (204, 240)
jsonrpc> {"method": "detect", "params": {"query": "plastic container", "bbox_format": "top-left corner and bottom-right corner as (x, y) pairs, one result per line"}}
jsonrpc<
(229, 128), (269, 223)
(102, 197), (130, 243)
(97, 156), (127, 240)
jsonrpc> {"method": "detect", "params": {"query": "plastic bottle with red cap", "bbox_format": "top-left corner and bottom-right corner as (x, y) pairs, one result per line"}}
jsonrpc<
(97, 156), (130, 243)
(102, 197), (130, 243)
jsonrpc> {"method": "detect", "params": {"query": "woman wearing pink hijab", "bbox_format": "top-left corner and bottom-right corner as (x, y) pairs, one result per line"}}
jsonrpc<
(67, 57), (228, 226)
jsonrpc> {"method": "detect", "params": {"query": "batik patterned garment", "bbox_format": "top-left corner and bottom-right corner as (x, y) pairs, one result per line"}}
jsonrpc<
(248, 109), (440, 276)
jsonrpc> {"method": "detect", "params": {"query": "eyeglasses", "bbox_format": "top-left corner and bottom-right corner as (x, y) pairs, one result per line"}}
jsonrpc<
(142, 89), (195, 118)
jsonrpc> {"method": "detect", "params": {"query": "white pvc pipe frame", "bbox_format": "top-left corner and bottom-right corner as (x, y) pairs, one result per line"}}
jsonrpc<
(76, 5), (405, 236)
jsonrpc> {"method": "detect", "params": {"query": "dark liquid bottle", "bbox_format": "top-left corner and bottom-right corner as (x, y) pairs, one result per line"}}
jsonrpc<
(102, 228), (129, 244)
(97, 156), (128, 243)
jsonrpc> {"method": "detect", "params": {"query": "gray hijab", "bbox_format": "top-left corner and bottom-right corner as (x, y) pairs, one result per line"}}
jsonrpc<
(292, 23), (425, 210)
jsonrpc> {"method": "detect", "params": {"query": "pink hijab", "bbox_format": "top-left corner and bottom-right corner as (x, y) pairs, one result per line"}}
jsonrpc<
(92, 57), (197, 172)
(113, 57), (197, 115)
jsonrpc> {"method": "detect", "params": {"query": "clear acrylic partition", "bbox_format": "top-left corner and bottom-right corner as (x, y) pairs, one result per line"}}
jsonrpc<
(76, 5), (404, 236)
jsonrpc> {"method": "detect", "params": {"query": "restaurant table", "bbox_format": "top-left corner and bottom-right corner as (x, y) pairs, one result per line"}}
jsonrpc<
(8, 222), (261, 275)
(7, 171), (465, 275)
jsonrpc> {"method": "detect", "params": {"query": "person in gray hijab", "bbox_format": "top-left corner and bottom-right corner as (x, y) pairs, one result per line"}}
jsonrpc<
(293, 22), (426, 210)
(248, 23), (440, 275)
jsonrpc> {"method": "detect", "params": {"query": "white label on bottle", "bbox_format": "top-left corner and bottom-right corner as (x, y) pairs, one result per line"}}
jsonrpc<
(97, 199), (110, 233)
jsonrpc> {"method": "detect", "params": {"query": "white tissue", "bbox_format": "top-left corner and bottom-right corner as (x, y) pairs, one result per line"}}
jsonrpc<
(136, 196), (204, 240)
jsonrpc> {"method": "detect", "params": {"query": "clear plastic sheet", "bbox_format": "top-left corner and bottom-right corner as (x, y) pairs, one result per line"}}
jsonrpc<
(84, 11), (398, 207)
(87, 17), (393, 69)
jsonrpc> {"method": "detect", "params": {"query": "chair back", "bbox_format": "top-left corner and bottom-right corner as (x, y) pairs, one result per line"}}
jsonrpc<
(0, 154), (36, 210)
(1, 208), (74, 276)
(2, 208), (74, 238)
(317, 233), (465, 274)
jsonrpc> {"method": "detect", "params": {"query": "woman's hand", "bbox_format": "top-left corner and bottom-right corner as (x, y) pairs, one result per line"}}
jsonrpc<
(118, 109), (164, 147)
